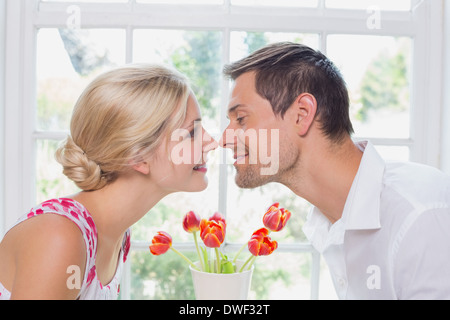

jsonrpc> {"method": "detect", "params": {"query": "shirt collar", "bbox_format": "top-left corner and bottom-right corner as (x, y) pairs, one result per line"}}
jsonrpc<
(303, 140), (385, 252)
(343, 140), (384, 231)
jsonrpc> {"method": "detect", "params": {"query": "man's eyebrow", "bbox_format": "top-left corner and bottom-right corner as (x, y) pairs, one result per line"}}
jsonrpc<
(226, 104), (242, 119)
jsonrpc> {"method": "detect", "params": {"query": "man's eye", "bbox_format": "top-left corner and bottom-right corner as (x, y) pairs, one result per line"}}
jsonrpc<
(236, 116), (246, 125)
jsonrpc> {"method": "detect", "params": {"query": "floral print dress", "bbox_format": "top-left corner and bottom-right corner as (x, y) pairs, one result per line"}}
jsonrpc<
(0, 198), (131, 300)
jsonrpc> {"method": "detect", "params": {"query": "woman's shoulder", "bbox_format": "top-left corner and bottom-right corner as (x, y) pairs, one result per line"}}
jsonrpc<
(15, 212), (87, 253)
(26, 198), (98, 241)
(7, 201), (89, 256)
(6, 198), (97, 264)
(7, 213), (87, 299)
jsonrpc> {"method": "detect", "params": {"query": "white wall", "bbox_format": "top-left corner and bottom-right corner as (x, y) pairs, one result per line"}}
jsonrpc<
(442, 0), (450, 174)
(0, 0), (6, 235)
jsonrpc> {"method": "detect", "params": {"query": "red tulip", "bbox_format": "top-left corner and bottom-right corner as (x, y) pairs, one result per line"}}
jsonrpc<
(263, 202), (291, 232)
(209, 212), (226, 227)
(149, 231), (172, 256)
(183, 211), (201, 233)
(200, 218), (226, 248)
(248, 228), (278, 256)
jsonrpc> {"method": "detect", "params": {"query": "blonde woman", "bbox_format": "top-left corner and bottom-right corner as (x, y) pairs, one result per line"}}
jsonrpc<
(0, 64), (218, 300)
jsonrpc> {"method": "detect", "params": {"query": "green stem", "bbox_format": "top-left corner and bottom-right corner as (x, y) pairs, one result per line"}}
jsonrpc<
(201, 247), (209, 272)
(210, 249), (214, 273)
(193, 232), (204, 272)
(215, 248), (221, 274)
(239, 254), (255, 273)
(247, 256), (257, 271)
(233, 242), (247, 264)
(170, 247), (199, 271)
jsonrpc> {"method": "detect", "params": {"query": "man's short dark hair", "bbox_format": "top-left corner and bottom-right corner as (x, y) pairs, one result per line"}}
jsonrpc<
(223, 42), (354, 142)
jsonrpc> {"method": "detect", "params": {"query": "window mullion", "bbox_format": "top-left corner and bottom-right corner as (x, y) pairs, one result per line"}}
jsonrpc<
(218, 27), (231, 221)
(310, 251), (321, 300)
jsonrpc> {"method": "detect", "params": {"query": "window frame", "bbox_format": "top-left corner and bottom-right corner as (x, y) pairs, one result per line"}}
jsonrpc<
(1, 0), (446, 299)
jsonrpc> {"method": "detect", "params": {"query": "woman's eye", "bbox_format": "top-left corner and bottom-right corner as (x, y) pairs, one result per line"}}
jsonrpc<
(187, 124), (203, 139)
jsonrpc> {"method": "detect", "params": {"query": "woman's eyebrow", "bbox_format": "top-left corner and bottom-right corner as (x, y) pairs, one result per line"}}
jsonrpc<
(183, 118), (202, 129)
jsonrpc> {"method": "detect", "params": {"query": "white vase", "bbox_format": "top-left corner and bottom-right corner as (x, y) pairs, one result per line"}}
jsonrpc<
(189, 260), (254, 300)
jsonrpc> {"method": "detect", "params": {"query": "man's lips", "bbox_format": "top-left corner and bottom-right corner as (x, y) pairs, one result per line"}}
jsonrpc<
(234, 154), (249, 164)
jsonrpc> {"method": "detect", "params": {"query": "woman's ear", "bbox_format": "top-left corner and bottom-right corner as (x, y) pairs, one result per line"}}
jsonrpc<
(131, 160), (151, 175)
(289, 93), (318, 137)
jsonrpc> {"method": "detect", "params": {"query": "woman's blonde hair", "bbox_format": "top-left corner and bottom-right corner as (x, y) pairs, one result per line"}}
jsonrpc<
(55, 64), (190, 191)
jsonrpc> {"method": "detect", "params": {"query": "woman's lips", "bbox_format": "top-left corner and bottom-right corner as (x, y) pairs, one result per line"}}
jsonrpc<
(193, 164), (207, 173)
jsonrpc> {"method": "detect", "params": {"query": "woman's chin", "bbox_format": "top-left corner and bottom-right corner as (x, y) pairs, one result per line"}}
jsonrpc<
(189, 177), (208, 192)
(178, 181), (208, 194)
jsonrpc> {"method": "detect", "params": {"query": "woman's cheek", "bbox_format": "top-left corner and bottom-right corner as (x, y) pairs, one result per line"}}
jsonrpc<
(169, 139), (195, 165)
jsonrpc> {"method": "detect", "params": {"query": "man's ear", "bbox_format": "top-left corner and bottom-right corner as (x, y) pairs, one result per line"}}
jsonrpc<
(289, 93), (318, 137)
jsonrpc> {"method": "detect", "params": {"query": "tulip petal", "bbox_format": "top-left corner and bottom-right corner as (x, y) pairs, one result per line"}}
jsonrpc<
(200, 218), (226, 248)
(149, 231), (172, 256)
(203, 233), (221, 248)
(263, 204), (291, 232)
(183, 211), (201, 233)
(247, 228), (278, 256)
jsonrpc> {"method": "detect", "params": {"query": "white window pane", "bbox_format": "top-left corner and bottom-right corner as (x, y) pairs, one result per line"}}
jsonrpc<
(327, 35), (412, 139)
(374, 145), (410, 162)
(137, 0), (223, 4)
(130, 251), (197, 299)
(133, 29), (222, 121)
(319, 257), (339, 299)
(246, 252), (313, 299)
(326, 0), (411, 11)
(131, 250), (315, 299)
(36, 140), (80, 203)
(41, 0), (127, 2)
(36, 28), (126, 131)
(133, 29), (185, 65)
(131, 154), (221, 243)
(132, 29), (222, 242)
(226, 181), (312, 244)
(231, 0), (318, 7)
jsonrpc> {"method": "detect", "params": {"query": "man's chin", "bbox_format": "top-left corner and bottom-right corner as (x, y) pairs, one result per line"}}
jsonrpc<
(234, 169), (272, 189)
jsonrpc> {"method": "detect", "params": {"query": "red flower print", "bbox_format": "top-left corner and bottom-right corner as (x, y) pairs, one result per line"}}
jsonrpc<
(41, 201), (58, 211)
(123, 233), (131, 263)
(70, 210), (79, 220)
(86, 266), (96, 286)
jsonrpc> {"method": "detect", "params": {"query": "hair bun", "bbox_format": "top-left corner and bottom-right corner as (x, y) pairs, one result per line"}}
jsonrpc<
(55, 136), (107, 191)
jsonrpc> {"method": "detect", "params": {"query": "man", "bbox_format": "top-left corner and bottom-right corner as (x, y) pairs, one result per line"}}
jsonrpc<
(220, 42), (450, 299)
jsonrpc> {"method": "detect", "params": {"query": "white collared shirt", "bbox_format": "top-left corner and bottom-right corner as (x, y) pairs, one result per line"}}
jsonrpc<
(303, 141), (450, 300)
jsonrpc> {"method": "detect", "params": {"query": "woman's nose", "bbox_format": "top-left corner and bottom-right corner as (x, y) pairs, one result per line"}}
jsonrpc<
(203, 130), (219, 153)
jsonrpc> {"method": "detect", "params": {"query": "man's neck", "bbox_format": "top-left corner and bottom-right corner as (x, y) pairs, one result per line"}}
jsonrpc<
(283, 137), (363, 224)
